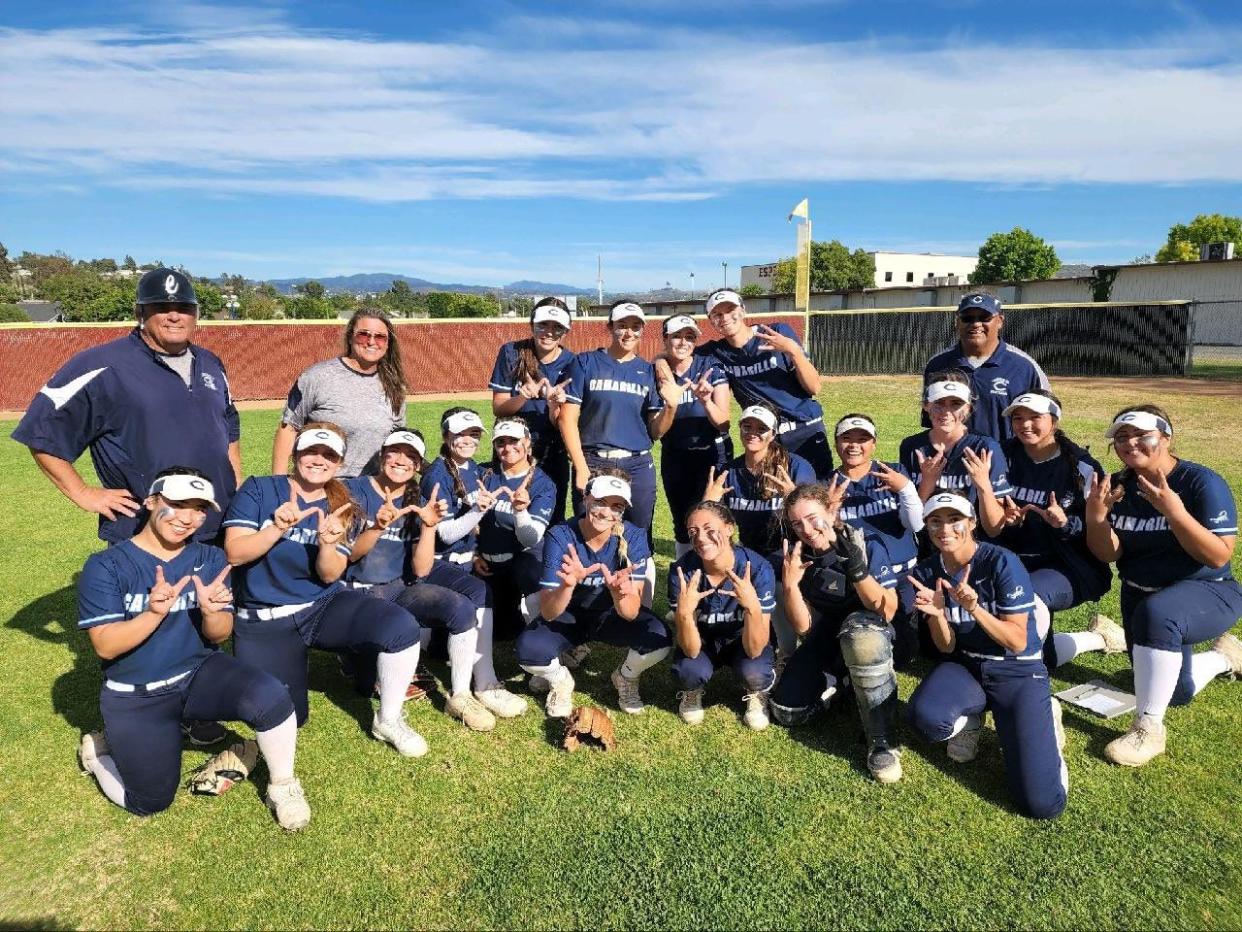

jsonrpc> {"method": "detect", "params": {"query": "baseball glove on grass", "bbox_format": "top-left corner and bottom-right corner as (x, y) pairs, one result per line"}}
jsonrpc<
(562, 706), (617, 752)
(188, 739), (259, 795)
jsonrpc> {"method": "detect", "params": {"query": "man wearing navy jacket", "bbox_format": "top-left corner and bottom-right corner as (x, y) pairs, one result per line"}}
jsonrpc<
(922, 293), (1049, 443)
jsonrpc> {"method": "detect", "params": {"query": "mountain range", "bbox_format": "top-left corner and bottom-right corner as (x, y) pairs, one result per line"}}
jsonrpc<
(264, 272), (592, 296)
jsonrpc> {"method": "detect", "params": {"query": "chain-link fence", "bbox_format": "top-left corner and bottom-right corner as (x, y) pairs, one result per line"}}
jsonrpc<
(1189, 299), (1242, 377)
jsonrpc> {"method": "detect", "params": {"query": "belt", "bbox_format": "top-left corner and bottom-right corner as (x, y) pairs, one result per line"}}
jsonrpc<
(1122, 579), (1161, 593)
(480, 552), (515, 563)
(236, 602), (314, 621)
(446, 551), (475, 565)
(106, 669), (192, 693)
(963, 650), (1042, 662)
(591, 448), (650, 459)
(778, 416), (823, 435)
(348, 581), (375, 590)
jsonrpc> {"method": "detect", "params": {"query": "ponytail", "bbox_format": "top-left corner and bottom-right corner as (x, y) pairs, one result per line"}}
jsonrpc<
(758, 441), (792, 502)
(587, 463), (632, 569)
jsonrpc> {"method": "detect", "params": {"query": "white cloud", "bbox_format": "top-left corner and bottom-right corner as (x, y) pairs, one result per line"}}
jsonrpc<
(2, 17), (1241, 202)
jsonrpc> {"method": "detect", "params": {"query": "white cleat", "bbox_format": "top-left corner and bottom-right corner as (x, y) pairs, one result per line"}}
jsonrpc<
(1089, 614), (1128, 654)
(446, 692), (496, 732)
(1212, 632), (1242, 679)
(677, 688), (705, 725)
(79, 730), (109, 773)
(742, 692), (770, 731)
(266, 777), (312, 832)
(1104, 714), (1167, 767)
(545, 669), (576, 719)
(474, 683), (528, 718)
(371, 713), (429, 757)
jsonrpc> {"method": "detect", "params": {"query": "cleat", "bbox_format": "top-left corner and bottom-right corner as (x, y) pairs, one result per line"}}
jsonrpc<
(1212, 632), (1242, 678)
(1088, 614), (1127, 654)
(867, 747), (903, 784)
(947, 713), (983, 763)
(545, 670), (575, 718)
(560, 644), (592, 669)
(611, 667), (645, 715)
(446, 693), (496, 732)
(677, 688), (705, 725)
(371, 713), (429, 757)
(474, 683), (528, 718)
(742, 692), (770, 731)
(1104, 715), (1166, 767)
(266, 777), (311, 831)
(79, 730), (109, 773)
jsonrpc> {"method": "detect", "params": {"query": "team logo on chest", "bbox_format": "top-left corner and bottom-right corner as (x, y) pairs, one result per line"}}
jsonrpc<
(201, 372), (218, 391)
(991, 377), (1009, 396)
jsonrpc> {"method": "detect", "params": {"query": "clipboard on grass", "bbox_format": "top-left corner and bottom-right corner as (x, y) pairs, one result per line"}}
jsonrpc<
(1055, 680), (1136, 719)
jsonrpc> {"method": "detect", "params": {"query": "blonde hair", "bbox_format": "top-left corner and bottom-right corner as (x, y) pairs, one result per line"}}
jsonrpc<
(297, 421), (364, 527)
(588, 464), (632, 568)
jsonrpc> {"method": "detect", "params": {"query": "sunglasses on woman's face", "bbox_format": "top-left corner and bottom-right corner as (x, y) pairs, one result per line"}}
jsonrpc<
(353, 329), (389, 346)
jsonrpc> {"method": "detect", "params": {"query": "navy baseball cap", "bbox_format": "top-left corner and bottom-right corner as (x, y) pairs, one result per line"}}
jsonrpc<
(957, 293), (1002, 317)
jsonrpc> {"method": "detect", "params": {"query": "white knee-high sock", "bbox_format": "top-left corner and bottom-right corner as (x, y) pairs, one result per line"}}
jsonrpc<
(1051, 631), (1106, 667)
(87, 753), (127, 808)
(1189, 649), (1231, 696)
(472, 607), (501, 689)
(674, 541), (693, 559)
(376, 643), (420, 723)
(619, 646), (670, 679)
(521, 658), (566, 680)
(771, 603), (799, 659)
(419, 628), (432, 651)
(1133, 645), (1184, 722)
(947, 713), (980, 740)
(447, 628), (478, 696)
(255, 712), (298, 784)
(641, 569), (655, 610)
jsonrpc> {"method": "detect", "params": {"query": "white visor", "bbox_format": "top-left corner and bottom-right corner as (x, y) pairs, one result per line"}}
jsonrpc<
(532, 305), (571, 330)
(295, 428), (346, 457)
(608, 302), (646, 323)
(663, 314), (700, 337)
(382, 430), (426, 459)
(739, 405), (778, 432)
(1105, 410), (1173, 439)
(443, 410), (486, 435)
(149, 474), (220, 511)
(922, 492), (975, 520)
(925, 381), (972, 404)
(1002, 393), (1061, 420)
(493, 419), (528, 441)
(705, 290), (743, 315)
(835, 416), (877, 439)
(587, 475), (632, 506)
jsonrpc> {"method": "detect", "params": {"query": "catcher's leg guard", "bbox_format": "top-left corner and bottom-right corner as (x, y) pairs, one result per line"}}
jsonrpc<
(839, 612), (899, 752)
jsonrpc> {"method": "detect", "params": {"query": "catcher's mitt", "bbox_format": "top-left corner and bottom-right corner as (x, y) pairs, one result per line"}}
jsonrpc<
(187, 739), (259, 795)
(562, 706), (616, 752)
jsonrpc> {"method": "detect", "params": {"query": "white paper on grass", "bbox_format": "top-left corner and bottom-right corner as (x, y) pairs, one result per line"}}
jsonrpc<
(1055, 680), (1137, 719)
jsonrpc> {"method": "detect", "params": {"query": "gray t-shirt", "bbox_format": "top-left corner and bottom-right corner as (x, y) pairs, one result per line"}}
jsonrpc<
(157, 347), (195, 386)
(282, 358), (406, 477)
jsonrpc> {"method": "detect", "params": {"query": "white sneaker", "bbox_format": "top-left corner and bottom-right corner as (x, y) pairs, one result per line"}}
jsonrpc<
(371, 713), (429, 757)
(677, 688), (705, 725)
(1104, 714), (1167, 767)
(79, 730), (108, 773)
(560, 644), (592, 669)
(1050, 697), (1065, 752)
(1089, 613), (1128, 654)
(611, 667), (645, 715)
(545, 669), (576, 718)
(474, 683), (528, 718)
(1212, 632), (1242, 678)
(742, 692), (770, 731)
(446, 692), (496, 732)
(266, 777), (311, 831)
(947, 713), (983, 763)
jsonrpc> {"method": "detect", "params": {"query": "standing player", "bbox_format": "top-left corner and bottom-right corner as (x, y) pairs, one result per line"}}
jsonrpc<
(696, 289), (833, 477)
(669, 502), (776, 730)
(902, 492), (1068, 819)
(516, 470), (672, 717)
(922, 293), (1049, 443)
(223, 423), (429, 757)
(654, 314), (732, 558)
(77, 467), (309, 830)
(1085, 405), (1242, 767)
(490, 296), (576, 524)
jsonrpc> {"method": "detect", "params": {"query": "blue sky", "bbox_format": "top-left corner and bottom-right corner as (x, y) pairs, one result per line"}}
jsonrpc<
(2, 0), (1241, 290)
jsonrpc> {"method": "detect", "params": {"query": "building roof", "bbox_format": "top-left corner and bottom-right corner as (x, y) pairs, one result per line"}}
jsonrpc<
(18, 300), (63, 322)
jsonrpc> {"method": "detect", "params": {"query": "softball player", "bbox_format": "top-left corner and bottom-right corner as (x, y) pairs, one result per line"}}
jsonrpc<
(995, 391), (1120, 669)
(78, 467), (309, 830)
(669, 501), (776, 730)
(769, 483), (912, 783)
(696, 289), (833, 477)
(1085, 405), (1242, 767)
(902, 492), (1068, 820)
(223, 423), (429, 757)
(345, 429), (526, 731)
(489, 297), (576, 524)
(654, 314), (733, 558)
(515, 469), (672, 717)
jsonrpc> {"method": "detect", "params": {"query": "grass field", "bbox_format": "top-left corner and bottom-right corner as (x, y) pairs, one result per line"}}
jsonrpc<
(2, 375), (1241, 931)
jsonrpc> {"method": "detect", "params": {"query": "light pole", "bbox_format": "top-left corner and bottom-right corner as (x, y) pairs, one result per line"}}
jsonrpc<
(689, 271), (695, 298)
(721, 261), (728, 289)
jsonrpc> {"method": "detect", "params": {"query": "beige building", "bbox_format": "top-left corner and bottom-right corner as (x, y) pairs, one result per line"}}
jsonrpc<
(740, 251), (977, 290)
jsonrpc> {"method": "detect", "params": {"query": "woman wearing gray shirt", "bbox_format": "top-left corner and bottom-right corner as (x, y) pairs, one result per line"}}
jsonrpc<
(272, 308), (408, 477)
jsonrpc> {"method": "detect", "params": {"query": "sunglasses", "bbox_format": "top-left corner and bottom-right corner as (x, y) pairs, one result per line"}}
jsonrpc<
(353, 329), (389, 346)
(958, 314), (993, 324)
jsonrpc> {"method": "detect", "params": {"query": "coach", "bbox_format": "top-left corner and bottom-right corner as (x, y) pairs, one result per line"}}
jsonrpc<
(922, 292), (1049, 442)
(13, 268), (241, 544)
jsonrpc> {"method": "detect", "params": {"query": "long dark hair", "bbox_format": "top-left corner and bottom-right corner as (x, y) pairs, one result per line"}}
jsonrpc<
(742, 401), (792, 502)
(488, 415), (538, 474)
(439, 406), (479, 505)
(296, 421), (364, 526)
(514, 297), (570, 384)
(1016, 388), (1087, 493)
(344, 307), (405, 417)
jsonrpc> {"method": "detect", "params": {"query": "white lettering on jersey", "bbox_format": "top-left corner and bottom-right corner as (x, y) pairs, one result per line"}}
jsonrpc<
(201, 372), (218, 391)
(722, 357), (779, 379)
(725, 495), (784, 512)
(1109, 514), (1170, 532)
(39, 367), (108, 410)
(839, 496), (898, 520)
(990, 377), (1010, 396)
(588, 378), (647, 398)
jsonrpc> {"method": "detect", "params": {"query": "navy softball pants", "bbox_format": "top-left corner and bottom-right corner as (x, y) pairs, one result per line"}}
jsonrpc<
(782, 421), (835, 479)
(672, 633), (774, 694)
(532, 431), (571, 526)
(479, 550), (543, 640)
(516, 606), (671, 667)
(99, 652), (292, 816)
(573, 450), (658, 541)
(661, 438), (733, 545)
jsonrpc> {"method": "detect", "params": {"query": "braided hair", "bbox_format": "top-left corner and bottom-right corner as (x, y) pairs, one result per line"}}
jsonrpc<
(586, 464), (632, 569)
(438, 406), (480, 506)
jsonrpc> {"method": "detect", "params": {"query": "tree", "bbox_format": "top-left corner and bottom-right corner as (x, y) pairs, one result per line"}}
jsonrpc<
(1155, 213), (1242, 263)
(969, 228), (1060, 284)
(330, 292), (359, 317)
(285, 294), (335, 319)
(0, 303), (29, 323)
(739, 283), (764, 299)
(192, 279), (225, 318)
(240, 292), (281, 320)
(382, 279), (422, 317)
(424, 291), (501, 319)
(0, 242), (11, 282)
(770, 241), (875, 293)
(296, 280), (326, 299)
(18, 251), (74, 285)
(509, 296), (535, 318)
(123, 255), (138, 271)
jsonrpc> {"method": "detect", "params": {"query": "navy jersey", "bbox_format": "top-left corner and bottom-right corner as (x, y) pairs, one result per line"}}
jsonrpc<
(696, 322), (822, 425)
(78, 541), (229, 685)
(488, 341), (575, 444)
(901, 542), (1041, 659)
(998, 439), (1102, 557)
(660, 356), (730, 451)
(1109, 460), (1238, 587)
(345, 477), (417, 585)
(477, 466), (557, 557)
(834, 463), (919, 570)
(922, 340), (1049, 442)
(720, 452), (816, 555)
(420, 456), (483, 560)
(222, 476), (352, 609)
(564, 349), (664, 453)
(898, 431), (1013, 506)
(668, 545), (777, 639)
(798, 536), (898, 619)
(12, 329), (239, 543)
(539, 519), (651, 615)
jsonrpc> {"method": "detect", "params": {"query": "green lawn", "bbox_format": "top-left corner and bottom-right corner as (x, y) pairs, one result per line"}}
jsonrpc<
(2, 376), (1241, 930)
